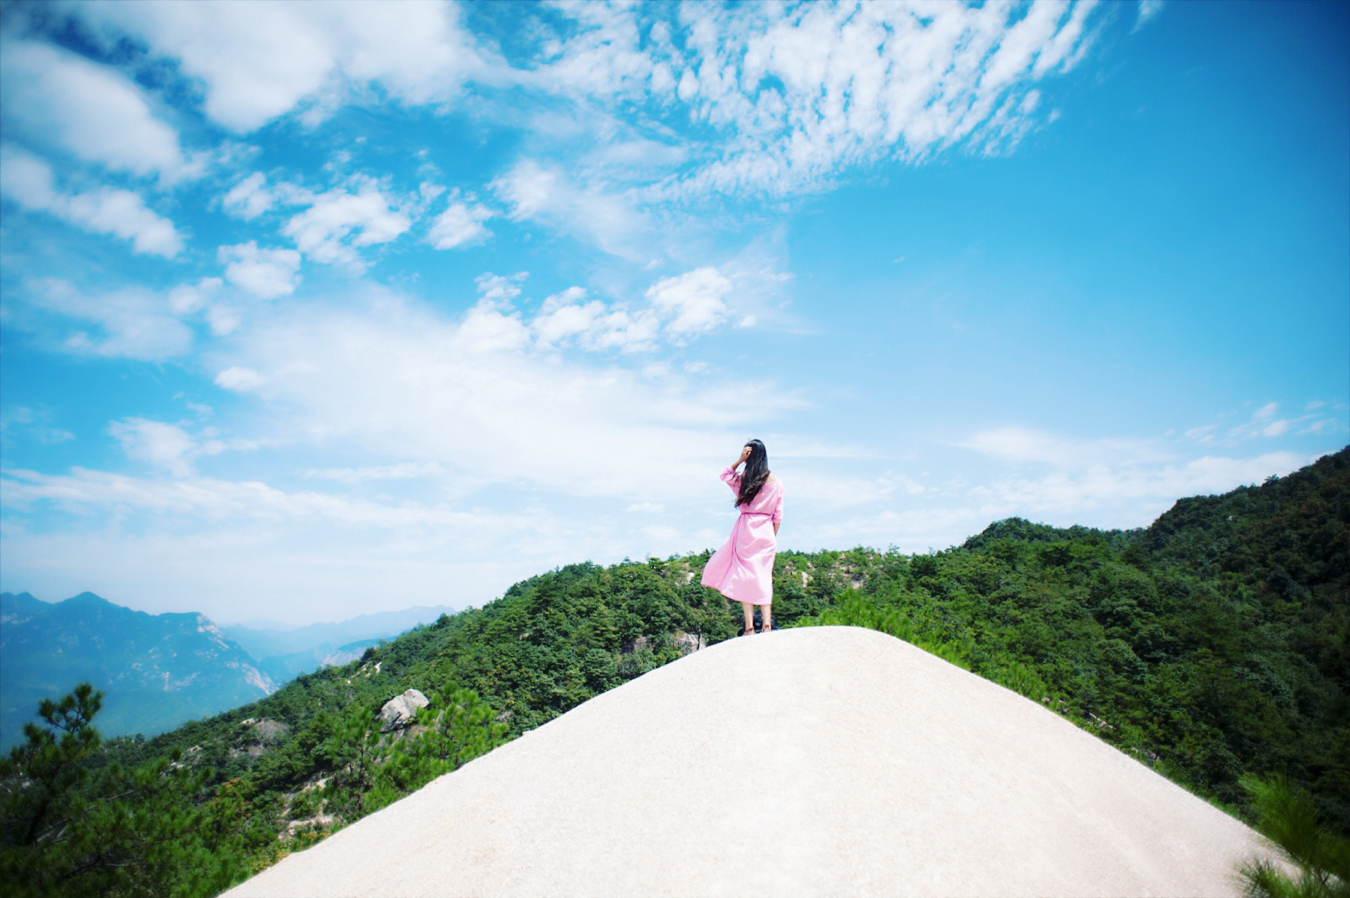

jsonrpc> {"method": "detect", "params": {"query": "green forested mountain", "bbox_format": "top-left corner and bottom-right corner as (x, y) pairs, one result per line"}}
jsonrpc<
(0, 592), (276, 752)
(2, 446), (1346, 897)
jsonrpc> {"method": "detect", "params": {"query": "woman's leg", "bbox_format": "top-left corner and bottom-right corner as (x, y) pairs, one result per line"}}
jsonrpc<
(761, 604), (772, 633)
(742, 602), (755, 634)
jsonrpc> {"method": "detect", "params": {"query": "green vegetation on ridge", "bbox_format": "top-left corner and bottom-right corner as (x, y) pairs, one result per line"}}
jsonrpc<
(2, 447), (1346, 897)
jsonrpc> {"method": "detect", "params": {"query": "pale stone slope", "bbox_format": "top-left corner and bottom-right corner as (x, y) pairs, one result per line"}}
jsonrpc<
(225, 626), (1273, 897)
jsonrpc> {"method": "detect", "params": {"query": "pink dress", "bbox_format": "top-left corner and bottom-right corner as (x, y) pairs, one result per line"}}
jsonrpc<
(701, 467), (784, 606)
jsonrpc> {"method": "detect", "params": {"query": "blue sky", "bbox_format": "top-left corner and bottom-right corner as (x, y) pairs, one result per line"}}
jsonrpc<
(1, 0), (1346, 627)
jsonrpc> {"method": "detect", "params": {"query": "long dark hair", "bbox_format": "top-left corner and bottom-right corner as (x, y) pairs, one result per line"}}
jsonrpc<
(736, 439), (770, 507)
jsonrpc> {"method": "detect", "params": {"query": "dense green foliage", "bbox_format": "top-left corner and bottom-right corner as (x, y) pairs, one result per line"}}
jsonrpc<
(2, 446), (1345, 896)
(1237, 774), (1350, 898)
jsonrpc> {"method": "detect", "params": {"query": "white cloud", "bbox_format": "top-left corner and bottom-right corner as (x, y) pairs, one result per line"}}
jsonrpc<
(0, 144), (184, 257)
(209, 286), (797, 500)
(214, 366), (267, 392)
(0, 406), (75, 446)
(0, 39), (188, 181)
(474, 272), (529, 309)
(305, 462), (443, 483)
(646, 267), (733, 337)
(218, 241), (302, 299)
(573, 1), (1105, 199)
(1134, 0), (1164, 32)
(282, 180), (411, 270)
(1185, 401), (1343, 447)
(167, 277), (224, 315)
(205, 305), (244, 337)
(109, 417), (197, 477)
(491, 159), (645, 259)
(427, 198), (493, 249)
(106, 415), (262, 478)
(471, 265), (758, 356)
(527, 1), (654, 101)
(968, 451), (1314, 523)
(222, 172), (275, 219)
(21, 278), (193, 360)
(532, 298), (605, 344)
(62, 188), (185, 257)
(531, 295), (662, 354)
(959, 426), (1168, 468)
(953, 423), (1320, 530)
(0, 465), (602, 623)
(73, 0), (496, 133)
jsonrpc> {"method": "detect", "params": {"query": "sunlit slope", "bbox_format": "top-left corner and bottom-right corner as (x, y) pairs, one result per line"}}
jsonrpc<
(225, 626), (1273, 898)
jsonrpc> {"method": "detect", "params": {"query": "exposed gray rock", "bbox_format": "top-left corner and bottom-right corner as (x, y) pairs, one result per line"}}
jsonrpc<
(620, 635), (651, 654)
(378, 689), (429, 732)
(672, 631), (706, 655)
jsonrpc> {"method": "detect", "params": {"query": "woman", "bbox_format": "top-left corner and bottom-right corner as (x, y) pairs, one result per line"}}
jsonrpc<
(701, 439), (784, 635)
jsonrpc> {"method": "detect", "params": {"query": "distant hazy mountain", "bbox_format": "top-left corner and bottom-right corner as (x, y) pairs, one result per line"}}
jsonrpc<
(223, 605), (457, 683)
(0, 592), (276, 751)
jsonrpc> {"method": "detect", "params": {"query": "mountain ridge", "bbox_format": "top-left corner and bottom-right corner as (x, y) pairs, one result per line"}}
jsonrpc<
(0, 592), (276, 750)
(3, 446), (1345, 897)
(0, 594), (463, 749)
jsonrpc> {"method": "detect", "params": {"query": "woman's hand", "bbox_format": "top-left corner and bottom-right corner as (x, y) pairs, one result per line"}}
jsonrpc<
(734, 445), (752, 467)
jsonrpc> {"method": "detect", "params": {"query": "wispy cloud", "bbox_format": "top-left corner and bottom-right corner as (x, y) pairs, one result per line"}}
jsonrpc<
(17, 278), (193, 360)
(1134, 0), (1165, 32)
(0, 406), (75, 447)
(0, 145), (184, 257)
(1183, 402), (1346, 447)
(305, 462), (444, 484)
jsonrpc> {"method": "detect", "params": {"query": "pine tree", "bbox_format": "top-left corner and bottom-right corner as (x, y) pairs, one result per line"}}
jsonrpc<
(1237, 774), (1350, 898)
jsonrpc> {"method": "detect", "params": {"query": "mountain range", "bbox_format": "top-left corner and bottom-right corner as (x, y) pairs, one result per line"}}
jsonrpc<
(0, 594), (456, 750)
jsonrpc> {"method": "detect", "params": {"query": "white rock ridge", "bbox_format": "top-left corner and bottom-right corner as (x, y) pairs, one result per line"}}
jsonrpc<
(224, 626), (1275, 897)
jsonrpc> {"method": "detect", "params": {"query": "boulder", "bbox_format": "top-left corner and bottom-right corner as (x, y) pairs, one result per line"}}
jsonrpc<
(378, 689), (429, 732)
(672, 631), (706, 654)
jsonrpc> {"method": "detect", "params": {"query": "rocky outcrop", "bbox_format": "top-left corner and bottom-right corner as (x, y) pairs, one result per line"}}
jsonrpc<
(672, 631), (706, 654)
(225, 627), (1279, 897)
(378, 689), (429, 732)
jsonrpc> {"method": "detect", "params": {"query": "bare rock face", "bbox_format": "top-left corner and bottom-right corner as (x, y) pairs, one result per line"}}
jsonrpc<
(378, 689), (429, 732)
(227, 627), (1279, 898)
(672, 631), (706, 654)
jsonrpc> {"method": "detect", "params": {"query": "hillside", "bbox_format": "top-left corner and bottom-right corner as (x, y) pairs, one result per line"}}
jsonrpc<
(1, 446), (1345, 897)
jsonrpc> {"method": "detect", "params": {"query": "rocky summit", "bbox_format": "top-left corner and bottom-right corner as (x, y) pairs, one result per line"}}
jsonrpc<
(224, 626), (1275, 898)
